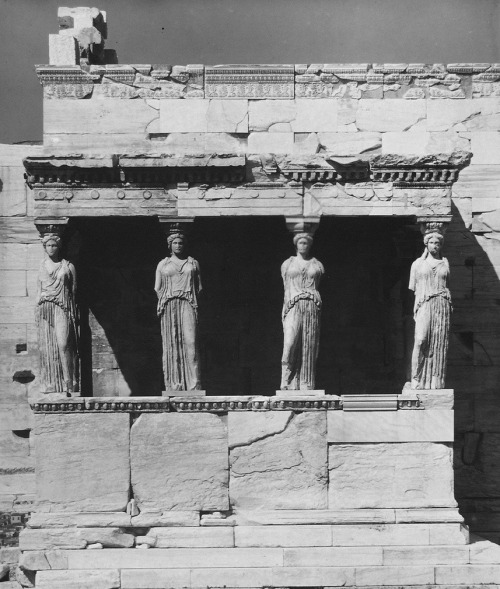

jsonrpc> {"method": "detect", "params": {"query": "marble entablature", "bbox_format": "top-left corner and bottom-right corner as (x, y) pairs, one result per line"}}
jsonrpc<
(37, 63), (500, 100)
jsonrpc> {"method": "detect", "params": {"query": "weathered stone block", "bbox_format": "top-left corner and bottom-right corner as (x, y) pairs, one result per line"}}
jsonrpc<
(271, 566), (355, 587)
(19, 527), (134, 550)
(327, 410), (454, 443)
(247, 132), (294, 153)
(49, 34), (79, 66)
(130, 413), (228, 511)
(427, 97), (500, 131)
(0, 548), (20, 564)
(470, 538), (500, 563)
(283, 546), (382, 567)
(356, 99), (426, 132)
(316, 132), (382, 156)
(435, 564), (500, 585)
(36, 570), (120, 589)
(428, 130), (471, 153)
(34, 413), (130, 512)
(234, 509), (394, 526)
(190, 567), (273, 588)
(395, 508), (463, 523)
(206, 100), (248, 132)
(248, 99), (338, 133)
(130, 510), (199, 527)
(382, 131), (429, 154)
(156, 132), (247, 154)
(230, 411), (327, 509)
(383, 545), (469, 565)
(67, 547), (284, 569)
(159, 99), (209, 132)
(148, 527), (233, 547)
(228, 411), (291, 448)
(416, 390), (454, 410)
(27, 512), (132, 528)
(235, 525), (331, 547)
(19, 529), (86, 550)
(331, 523), (429, 546)
(121, 569), (191, 589)
(248, 100), (296, 131)
(328, 443), (455, 509)
(44, 99), (159, 136)
(19, 550), (68, 571)
(430, 523), (470, 545)
(471, 131), (500, 164)
(0, 473), (35, 495)
(355, 565), (434, 586)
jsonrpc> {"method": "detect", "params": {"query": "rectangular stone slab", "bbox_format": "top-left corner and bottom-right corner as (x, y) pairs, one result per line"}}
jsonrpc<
(328, 442), (456, 509)
(327, 410), (454, 442)
(34, 413), (130, 512)
(130, 413), (229, 511)
(229, 411), (327, 509)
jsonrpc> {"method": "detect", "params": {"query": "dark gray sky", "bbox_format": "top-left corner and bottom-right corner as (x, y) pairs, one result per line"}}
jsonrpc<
(1, 0), (499, 144)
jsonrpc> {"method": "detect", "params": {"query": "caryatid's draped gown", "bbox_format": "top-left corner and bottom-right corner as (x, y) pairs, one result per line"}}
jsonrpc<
(156, 256), (202, 391)
(36, 259), (79, 393)
(281, 256), (324, 390)
(409, 254), (452, 389)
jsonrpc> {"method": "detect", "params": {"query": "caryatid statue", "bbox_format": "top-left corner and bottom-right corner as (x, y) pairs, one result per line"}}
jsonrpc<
(155, 225), (202, 391)
(35, 228), (79, 395)
(280, 231), (324, 391)
(409, 222), (452, 390)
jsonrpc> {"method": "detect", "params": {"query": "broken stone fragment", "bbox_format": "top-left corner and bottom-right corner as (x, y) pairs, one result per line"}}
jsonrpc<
(49, 35), (79, 66)
(56, 7), (107, 64)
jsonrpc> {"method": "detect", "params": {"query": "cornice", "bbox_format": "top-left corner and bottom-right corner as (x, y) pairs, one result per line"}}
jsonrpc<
(35, 63), (500, 100)
(24, 151), (470, 190)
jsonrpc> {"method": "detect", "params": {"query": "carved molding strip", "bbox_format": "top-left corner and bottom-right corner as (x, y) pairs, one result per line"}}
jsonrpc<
(30, 394), (432, 414)
(32, 398), (171, 413)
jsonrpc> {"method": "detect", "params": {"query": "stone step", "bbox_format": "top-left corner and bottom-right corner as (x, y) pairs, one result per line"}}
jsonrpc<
(19, 522), (471, 551)
(33, 563), (500, 589)
(22, 539), (500, 569)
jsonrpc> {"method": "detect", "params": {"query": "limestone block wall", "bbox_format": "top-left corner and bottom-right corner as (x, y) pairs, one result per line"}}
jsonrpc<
(0, 143), (44, 522)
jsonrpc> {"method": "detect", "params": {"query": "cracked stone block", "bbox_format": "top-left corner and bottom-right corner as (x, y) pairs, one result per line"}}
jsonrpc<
(44, 99), (159, 136)
(131, 413), (229, 511)
(317, 132), (382, 156)
(427, 131), (471, 153)
(427, 98), (500, 131)
(356, 99), (426, 132)
(34, 413), (130, 512)
(206, 100), (248, 133)
(49, 35), (79, 65)
(249, 99), (338, 132)
(19, 551), (68, 572)
(229, 411), (328, 509)
(249, 100), (296, 132)
(329, 442), (456, 508)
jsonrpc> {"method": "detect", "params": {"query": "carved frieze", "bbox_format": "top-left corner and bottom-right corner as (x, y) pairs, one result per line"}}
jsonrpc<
(191, 65), (293, 99)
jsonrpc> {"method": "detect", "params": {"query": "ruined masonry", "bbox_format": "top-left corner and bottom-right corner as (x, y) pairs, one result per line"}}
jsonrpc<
(2, 5), (500, 589)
